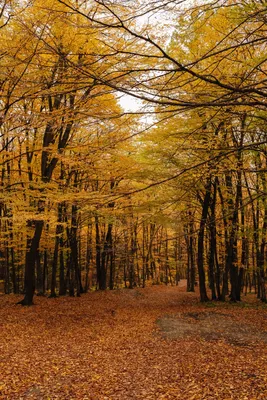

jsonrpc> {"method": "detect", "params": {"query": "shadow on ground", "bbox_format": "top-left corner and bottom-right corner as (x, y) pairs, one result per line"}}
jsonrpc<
(157, 311), (267, 347)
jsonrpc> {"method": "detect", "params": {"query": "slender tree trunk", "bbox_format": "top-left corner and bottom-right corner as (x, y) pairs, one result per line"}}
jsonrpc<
(185, 213), (195, 292)
(85, 223), (92, 293)
(258, 159), (267, 302)
(43, 250), (48, 294)
(36, 250), (44, 296)
(142, 223), (146, 288)
(50, 203), (64, 297)
(59, 243), (66, 295)
(95, 216), (103, 290)
(5, 246), (10, 294)
(208, 182), (217, 300)
(69, 204), (83, 296)
(11, 247), (18, 294)
(237, 193), (247, 296)
(197, 180), (211, 302)
(50, 235), (60, 298)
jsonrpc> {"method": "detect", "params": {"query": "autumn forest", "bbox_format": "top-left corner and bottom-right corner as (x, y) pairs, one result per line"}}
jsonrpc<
(1, 0), (267, 399)
(0, 0), (266, 305)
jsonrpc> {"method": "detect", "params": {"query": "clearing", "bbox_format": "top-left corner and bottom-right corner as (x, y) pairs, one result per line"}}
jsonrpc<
(0, 281), (267, 399)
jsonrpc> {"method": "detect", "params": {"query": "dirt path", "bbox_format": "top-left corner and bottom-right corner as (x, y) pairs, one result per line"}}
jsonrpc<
(0, 283), (267, 399)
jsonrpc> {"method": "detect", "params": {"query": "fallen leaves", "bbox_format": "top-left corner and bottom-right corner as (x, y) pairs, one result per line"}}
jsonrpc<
(0, 282), (267, 399)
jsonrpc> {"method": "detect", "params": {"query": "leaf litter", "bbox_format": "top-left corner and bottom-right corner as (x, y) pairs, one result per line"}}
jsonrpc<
(0, 281), (266, 399)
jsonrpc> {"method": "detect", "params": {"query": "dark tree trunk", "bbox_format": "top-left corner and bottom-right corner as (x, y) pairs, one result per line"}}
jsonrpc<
(95, 217), (104, 290)
(208, 229), (217, 300)
(50, 235), (60, 298)
(258, 165), (267, 302)
(59, 243), (66, 295)
(142, 223), (146, 288)
(186, 233), (190, 291)
(8, 222), (18, 294)
(188, 211), (195, 292)
(208, 182), (217, 300)
(43, 250), (48, 294)
(18, 220), (44, 305)
(217, 180), (229, 301)
(175, 237), (181, 286)
(109, 247), (114, 290)
(101, 223), (113, 290)
(228, 237), (239, 302)
(129, 219), (136, 289)
(237, 193), (247, 296)
(11, 247), (18, 294)
(5, 246), (10, 294)
(68, 204), (83, 296)
(36, 250), (44, 296)
(197, 180), (211, 302)
(85, 223), (92, 293)
(50, 203), (64, 297)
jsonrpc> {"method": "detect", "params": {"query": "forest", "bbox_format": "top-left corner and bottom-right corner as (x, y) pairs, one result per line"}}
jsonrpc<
(1, 1), (267, 399)
(0, 0), (266, 306)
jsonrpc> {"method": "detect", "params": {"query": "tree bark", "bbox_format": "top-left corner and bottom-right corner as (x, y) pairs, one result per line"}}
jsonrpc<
(197, 180), (211, 302)
(18, 220), (44, 305)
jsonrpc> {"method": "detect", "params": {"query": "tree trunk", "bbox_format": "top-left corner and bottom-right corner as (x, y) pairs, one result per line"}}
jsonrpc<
(36, 250), (44, 296)
(50, 203), (64, 297)
(197, 180), (211, 302)
(59, 243), (66, 296)
(95, 216), (105, 290)
(18, 220), (44, 305)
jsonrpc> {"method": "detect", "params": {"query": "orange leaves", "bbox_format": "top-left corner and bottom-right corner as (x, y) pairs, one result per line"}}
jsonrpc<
(1, 284), (267, 399)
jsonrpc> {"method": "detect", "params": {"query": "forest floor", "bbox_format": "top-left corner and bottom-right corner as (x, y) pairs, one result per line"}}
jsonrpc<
(0, 281), (267, 400)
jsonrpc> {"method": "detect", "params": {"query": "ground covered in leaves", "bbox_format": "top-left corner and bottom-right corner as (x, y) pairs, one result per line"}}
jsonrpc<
(0, 282), (267, 399)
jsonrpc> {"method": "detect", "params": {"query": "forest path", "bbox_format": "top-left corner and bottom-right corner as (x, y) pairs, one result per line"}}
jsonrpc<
(0, 283), (266, 399)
